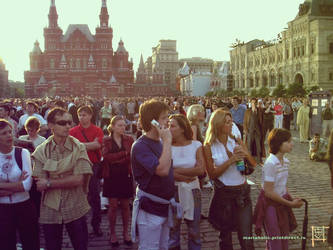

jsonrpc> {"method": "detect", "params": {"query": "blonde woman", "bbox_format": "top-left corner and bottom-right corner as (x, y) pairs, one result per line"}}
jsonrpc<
(203, 109), (254, 250)
(187, 104), (206, 143)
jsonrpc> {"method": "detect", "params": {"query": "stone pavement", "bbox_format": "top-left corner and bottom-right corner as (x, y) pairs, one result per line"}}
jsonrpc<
(25, 130), (333, 250)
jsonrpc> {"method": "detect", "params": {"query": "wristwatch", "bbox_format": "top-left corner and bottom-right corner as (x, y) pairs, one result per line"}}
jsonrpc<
(46, 179), (52, 189)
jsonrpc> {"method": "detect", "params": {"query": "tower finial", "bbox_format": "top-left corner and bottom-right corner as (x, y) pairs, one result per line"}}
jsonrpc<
(99, 0), (109, 27)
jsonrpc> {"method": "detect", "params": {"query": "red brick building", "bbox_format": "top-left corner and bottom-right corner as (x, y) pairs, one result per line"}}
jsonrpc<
(24, 0), (134, 98)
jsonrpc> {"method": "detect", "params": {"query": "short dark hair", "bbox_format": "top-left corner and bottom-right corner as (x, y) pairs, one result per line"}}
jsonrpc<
(169, 114), (193, 140)
(47, 107), (68, 124)
(0, 104), (10, 115)
(77, 106), (93, 115)
(268, 128), (291, 154)
(0, 119), (12, 130)
(251, 97), (257, 103)
(26, 101), (39, 111)
(314, 133), (320, 137)
(139, 99), (170, 132)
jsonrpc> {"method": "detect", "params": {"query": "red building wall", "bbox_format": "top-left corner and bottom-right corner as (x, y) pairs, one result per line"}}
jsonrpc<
(24, 0), (134, 98)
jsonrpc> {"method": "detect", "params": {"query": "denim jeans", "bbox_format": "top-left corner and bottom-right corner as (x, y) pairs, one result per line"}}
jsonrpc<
(88, 163), (102, 230)
(42, 215), (88, 250)
(169, 188), (201, 250)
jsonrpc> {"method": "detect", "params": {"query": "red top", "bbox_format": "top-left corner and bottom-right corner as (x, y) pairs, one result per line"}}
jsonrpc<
(274, 104), (283, 115)
(69, 124), (104, 163)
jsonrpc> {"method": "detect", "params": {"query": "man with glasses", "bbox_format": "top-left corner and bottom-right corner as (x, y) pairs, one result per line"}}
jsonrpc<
(32, 107), (92, 250)
(69, 106), (104, 237)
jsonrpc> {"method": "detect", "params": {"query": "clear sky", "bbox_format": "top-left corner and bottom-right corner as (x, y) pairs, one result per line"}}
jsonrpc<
(0, 0), (304, 82)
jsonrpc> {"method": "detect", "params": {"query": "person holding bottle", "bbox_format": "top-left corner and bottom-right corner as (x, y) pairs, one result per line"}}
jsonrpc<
(203, 109), (255, 250)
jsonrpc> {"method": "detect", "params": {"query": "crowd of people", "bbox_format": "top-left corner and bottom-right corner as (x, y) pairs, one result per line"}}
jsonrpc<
(0, 94), (333, 250)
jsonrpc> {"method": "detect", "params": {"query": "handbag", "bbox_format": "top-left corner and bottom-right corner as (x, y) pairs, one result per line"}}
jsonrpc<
(80, 129), (103, 179)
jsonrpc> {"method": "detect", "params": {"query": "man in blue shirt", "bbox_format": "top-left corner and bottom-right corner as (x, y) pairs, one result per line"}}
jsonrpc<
(131, 99), (175, 250)
(230, 96), (246, 139)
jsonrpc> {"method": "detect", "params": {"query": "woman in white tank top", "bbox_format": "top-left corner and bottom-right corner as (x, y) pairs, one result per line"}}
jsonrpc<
(168, 114), (205, 250)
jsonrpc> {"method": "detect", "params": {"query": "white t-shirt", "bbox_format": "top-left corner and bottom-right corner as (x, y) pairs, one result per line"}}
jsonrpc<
(127, 102), (136, 114)
(172, 140), (202, 189)
(19, 135), (46, 149)
(0, 148), (32, 204)
(262, 153), (289, 196)
(210, 137), (245, 186)
(18, 113), (47, 130)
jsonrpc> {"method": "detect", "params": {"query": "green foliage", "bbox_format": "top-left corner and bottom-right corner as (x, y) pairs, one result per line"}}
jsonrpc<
(257, 86), (270, 97)
(305, 85), (320, 94)
(249, 89), (258, 97)
(205, 91), (215, 97)
(272, 83), (287, 97)
(286, 82), (306, 97)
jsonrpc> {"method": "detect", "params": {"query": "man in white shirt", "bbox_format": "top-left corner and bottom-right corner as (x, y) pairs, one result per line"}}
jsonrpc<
(127, 98), (136, 121)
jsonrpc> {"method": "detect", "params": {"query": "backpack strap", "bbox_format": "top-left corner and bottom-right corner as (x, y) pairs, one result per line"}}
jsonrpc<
(14, 147), (23, 170)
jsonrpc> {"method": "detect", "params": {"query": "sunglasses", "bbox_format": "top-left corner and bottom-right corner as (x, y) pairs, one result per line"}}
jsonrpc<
(55, 120), (72, 126)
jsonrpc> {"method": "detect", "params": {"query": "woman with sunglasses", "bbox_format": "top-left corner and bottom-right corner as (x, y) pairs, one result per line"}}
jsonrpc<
(0, 119), (39, 250)
(101, 115), (134, 246)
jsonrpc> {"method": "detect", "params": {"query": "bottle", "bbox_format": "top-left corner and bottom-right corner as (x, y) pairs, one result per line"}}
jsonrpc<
(236, 160), (245, 172)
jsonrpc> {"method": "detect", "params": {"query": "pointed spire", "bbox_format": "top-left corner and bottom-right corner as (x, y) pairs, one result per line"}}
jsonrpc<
(100, 0), (109, 27)
(32, 40), (42, 55)
(48, 0), (58, 28)
(116, 39), (128, 53)
(138, 54), (145, 73)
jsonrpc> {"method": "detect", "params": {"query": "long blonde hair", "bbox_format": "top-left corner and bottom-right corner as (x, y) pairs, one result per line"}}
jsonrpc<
(204, 108), (232, 146)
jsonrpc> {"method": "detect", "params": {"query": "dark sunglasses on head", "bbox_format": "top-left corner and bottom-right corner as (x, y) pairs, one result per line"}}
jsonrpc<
(55, 120), (72, 126)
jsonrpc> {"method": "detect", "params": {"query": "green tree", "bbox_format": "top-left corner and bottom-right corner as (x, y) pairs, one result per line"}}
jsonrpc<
(305, 85), (320, 94)
(272, 83), (287, 97)
(249, 88), (258, 97)
(286, 82), (306, 97)
(205, 91), (214, 97)
(258, 86), (270, 97)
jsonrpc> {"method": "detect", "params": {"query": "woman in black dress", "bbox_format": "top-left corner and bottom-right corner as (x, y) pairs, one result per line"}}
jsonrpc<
(101, 116), (134, 246)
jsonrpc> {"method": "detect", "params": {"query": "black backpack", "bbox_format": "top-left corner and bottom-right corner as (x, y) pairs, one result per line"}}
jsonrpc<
(14, 147), (41, 217)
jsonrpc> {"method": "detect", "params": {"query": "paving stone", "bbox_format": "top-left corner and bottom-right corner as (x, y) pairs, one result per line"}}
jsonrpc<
(27, 130), (332, 249)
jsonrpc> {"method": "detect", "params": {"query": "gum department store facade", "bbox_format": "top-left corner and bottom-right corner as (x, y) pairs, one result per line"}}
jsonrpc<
(230, 0), (333, 92)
